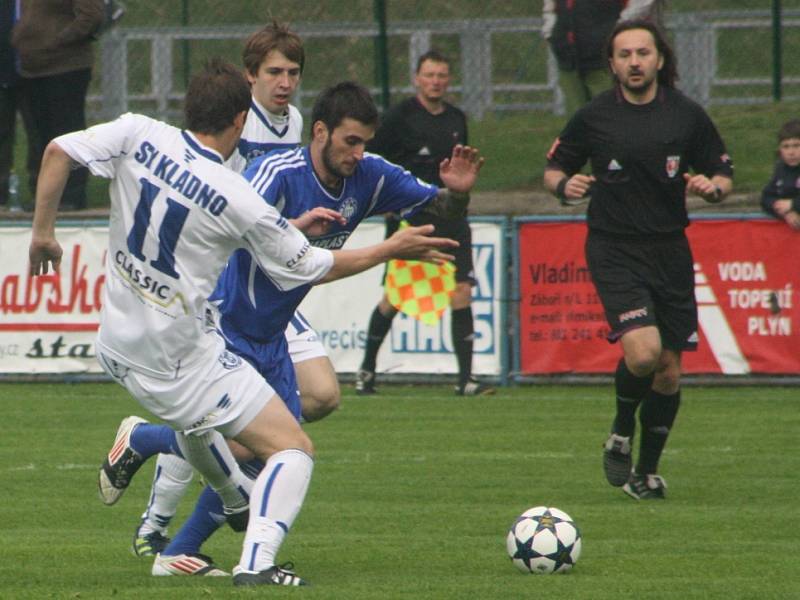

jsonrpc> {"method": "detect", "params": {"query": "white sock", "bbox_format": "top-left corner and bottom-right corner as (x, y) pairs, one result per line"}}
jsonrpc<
(139, 454), (194, 535)
(175, 430), (252, 510)
(239, 449), (314, 573)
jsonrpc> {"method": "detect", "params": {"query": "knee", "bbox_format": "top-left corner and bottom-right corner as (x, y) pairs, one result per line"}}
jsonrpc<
(652, 364), (681, 394)
(294, 430), (314, 457)
(624, 350), (660, 377)
(301, 385), (341, 423)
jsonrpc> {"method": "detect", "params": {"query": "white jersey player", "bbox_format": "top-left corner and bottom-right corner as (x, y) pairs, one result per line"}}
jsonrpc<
(28, 59), (457, 587)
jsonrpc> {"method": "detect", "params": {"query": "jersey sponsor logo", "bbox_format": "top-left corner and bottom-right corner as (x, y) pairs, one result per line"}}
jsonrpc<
(607, 159), (622, 171)
(417, 146), (431, 156)
(666, 155), (681, 178)
(113, 250), (187, 314)
(339, 197), (358, 223)
(618, 306), (647, 323)
(309, 231), (351, 250)
(286, 241), (312, 268)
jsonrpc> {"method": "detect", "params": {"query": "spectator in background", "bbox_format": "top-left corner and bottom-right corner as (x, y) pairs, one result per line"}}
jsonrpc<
(761, 119), (800, 231)
(542, 0), (665, 116)
(12, 0), (105, 210)
(0, 0), (36, 209)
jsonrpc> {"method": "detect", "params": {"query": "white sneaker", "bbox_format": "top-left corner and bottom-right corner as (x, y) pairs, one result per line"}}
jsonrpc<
(152, 553), (228, 576)
(98, 416), (148, 505)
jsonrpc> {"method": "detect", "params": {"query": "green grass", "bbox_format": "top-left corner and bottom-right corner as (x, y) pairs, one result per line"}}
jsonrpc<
(1, 383), (797, 599)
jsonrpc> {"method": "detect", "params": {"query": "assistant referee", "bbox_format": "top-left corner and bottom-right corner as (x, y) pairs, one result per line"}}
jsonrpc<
(544, 19), (733, 500)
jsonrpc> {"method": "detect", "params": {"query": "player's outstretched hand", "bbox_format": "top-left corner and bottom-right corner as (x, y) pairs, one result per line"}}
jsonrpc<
(291, 207), (346, 237)
(439, 144), (485, 194)
(387, 223), (458, 264)
(29, 237), (63, 276)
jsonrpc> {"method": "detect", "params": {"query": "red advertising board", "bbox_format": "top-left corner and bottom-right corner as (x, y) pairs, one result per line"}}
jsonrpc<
(518, 220), (799, 374)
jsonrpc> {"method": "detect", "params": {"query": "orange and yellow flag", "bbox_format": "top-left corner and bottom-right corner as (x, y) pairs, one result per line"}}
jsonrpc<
(384, 257), (456, 326)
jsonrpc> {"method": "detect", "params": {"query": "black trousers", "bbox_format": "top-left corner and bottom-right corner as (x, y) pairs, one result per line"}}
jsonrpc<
(0, 81), (37, 205)
(24, 68), (92, 209)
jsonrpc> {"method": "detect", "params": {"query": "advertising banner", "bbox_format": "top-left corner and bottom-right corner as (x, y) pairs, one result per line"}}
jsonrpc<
(517, 219), (799, 375)
(300, 220), (504, 375)
(0, 227), (106, 373)
(0, 220), (504, 377)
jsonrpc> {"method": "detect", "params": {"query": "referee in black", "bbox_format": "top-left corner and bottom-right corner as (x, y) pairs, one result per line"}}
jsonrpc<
(544, 19), (733, 499)
(357, 49), (493, 397)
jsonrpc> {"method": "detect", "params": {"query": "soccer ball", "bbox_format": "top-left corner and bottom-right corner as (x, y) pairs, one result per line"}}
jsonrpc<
(506, 506), (582, 574)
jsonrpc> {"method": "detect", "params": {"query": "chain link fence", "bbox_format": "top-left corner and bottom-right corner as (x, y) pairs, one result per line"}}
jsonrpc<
(90, 1), (800, 122)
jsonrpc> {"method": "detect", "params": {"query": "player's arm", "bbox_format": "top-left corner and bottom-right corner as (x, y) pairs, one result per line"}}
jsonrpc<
(420, 144), (485, 219)
(29, 142), (73, 275)
(319, 224), (457, 283)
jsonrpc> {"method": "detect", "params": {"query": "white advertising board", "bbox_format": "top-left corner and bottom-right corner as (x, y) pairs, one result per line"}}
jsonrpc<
(298, 220), (504, 375)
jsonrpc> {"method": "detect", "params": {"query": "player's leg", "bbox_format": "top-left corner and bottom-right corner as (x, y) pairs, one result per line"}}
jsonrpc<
(449, 219), (493, 396)
(229, 396), (314, 586)
(151, 445), (262, 576)
(358, 294), (397, 394)
(285, 310), (340, 422)
(133, 453), (194, 557)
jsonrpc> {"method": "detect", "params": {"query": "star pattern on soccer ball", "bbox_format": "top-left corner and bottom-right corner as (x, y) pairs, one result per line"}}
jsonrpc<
(545, 533), (577, 572)
(511, 534), (536, 571)
(534, 509), (566, 533)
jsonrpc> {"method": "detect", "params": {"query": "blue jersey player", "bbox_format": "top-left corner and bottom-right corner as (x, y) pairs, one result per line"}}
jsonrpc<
(113, 81), (484, 576)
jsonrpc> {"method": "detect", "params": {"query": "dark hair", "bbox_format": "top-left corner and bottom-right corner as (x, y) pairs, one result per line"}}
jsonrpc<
(778, 119), (800, 142)
(606, 19), (678, 89)
(311, 81), (378, 132)
(184, 59), (251, 134)
(416, 49), (450, 73)
(242, 20), (305, 76)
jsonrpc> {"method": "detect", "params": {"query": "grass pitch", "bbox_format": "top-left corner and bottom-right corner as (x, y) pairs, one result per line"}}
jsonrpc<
(0, 382), (797, 599)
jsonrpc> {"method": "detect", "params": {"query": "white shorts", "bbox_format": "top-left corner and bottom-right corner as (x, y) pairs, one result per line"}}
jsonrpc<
(98, 336), (275, 438)
(284, 310), (328, 364)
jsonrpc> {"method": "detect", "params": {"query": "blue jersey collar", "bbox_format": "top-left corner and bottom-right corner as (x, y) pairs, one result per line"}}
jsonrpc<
(181, 130), (225, 164)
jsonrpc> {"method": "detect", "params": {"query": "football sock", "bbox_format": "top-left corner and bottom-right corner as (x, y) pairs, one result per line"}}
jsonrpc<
(175, 430), (252, 511)
(636, 389), (681, 474)
(613, 358), (654, 437)
(239, 448), (313, 573)
(452, 306), (474, 387)
(361, 306), (395, 372)
(129, 424), (182, 459)
(162, 458), (265, 555)
(139, 454), (194, 536)
(162, 484), (225, 556)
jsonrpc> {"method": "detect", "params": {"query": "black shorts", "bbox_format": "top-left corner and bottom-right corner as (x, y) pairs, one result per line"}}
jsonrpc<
(383, 213), (475, 284)
(585, 231), (698, 351)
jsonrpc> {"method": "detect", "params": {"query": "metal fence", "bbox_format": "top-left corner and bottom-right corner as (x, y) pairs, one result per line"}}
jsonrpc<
(89, 5), (800, 122)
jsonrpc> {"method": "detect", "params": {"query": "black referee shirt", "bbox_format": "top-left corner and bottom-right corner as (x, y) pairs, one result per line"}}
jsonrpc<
(546, 86), (733, 236)
(368, 96), (467, 188)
